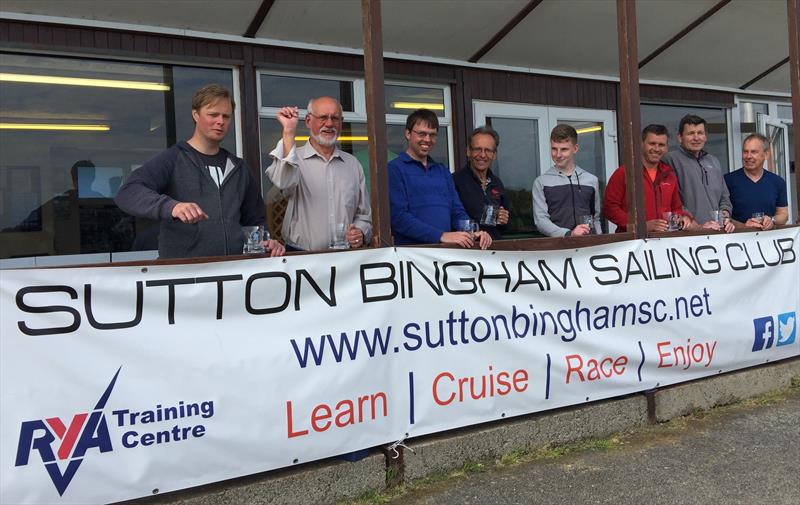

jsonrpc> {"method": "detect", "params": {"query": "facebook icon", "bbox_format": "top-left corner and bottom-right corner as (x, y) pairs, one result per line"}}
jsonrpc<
(752, 316), (775, 352)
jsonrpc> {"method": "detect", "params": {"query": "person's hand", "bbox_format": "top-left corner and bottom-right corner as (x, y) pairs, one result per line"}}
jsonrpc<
(346, 224), (364, 248)
(276, 106), (299, 133)
(679, 215), (693, 230)
(497, 207), (510, 226)
(265, 240), (285, 257)
(441, 231), (473, 248)
(477, 230), (492, 250)
(570, 224), (591, 236)
(702, 220), (721, 231)
(744, 218), (763, 229)
(646, 219), (668, 232)
(171, 202), (208, 223)
(723, 219), (735, 233)
(762, 216), (775, 231)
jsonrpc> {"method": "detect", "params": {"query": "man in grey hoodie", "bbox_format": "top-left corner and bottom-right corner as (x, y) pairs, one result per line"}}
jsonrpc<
(115, 84), (284, 258)
(532, 125), (601, 237)
(662, 114), (734, 232)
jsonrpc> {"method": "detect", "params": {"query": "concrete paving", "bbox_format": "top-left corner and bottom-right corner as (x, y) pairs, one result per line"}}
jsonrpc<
(394, 387), (800, 505)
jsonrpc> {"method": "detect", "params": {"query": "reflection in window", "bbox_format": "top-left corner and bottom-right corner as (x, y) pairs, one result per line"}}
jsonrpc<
(260, 74), (354, 111)
(484, 117), (539, 236)
(385, 85), (445, 118)
(641, 104), (730, 171)
(0, 53), (235, 259)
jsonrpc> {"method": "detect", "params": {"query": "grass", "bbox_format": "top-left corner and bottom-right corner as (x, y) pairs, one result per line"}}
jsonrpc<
(340, 376), (800, 505)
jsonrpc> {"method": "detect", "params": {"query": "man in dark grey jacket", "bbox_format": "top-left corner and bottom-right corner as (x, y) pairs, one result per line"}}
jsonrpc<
(115, 84), (284, 259)
(662, 114), (734, 233)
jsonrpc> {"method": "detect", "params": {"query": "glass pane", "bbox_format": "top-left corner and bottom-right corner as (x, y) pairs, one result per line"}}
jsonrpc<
(260, 74), (354, 111)
(739, 102), (769, 134)
(0, 53), (235, 259)
(385, 85), (446, 117)
(766, 125), (787, 180)
(777, 105), (793, 121)
(259, 118), (372, 239)
(641, 104), (730, 172)
(485, 116), (539, 235)
(561, 121), (605, 180)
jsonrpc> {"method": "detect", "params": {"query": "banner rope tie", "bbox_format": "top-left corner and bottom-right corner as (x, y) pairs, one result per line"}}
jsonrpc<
(387, 435), (415, 459)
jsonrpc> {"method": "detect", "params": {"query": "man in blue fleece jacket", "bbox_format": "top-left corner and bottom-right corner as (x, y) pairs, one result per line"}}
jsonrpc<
(388, 109), (492, 249)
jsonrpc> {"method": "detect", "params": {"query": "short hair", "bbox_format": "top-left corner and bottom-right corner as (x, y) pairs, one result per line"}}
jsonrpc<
(192, 84), (235, 111)
(743, 133), (769, 152)
(550, 124), (578, 144)
(469, 126), (500, 149)
(405, 109), (439, 131)
(642, 124), (669, 140)
(678, 114), (706, 135)
(307, 96), (343, 116)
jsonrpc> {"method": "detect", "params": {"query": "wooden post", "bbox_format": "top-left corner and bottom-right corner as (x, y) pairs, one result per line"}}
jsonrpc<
(361, 0), (393, 246)
(616, 0), (646, 238)
(789, 0), (800, 222)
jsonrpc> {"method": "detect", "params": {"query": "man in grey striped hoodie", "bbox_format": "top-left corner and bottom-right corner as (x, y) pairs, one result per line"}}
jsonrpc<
(532, 125), (602, 237)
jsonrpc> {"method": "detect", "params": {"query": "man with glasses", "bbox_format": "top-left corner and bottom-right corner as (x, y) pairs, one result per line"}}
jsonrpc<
(532, 124), (601, 237)
(662, 114), (734, 232)
(388, 109), (492, 249)
(266, 96), (372, 251)
(453, 126), (510, 240)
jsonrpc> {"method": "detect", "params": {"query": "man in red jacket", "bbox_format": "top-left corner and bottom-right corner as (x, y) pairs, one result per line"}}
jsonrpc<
(604, 124), (694, 232)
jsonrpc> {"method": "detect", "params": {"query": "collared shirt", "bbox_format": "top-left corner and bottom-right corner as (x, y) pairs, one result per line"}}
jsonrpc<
(452, 165), (511, 240)
(662, 146), (732, 224)
(388, 152), (469, 245)
(724, 168), (788, 223)
(266, 141), (372, 251)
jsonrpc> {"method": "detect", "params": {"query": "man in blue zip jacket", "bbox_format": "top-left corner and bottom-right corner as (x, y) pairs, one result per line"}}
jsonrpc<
(115, 84), (284, 259)
(388, 109), (492, 249)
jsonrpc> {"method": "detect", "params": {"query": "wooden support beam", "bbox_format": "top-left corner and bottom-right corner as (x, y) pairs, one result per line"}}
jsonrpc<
(739, 57), (789, 89)
(789, 0), (800, 222)
(243, 0), (276, 38)
(639, 0), (731, 69)
(362, 0), (393, 247)
(468, 0), (544, 63)
(617, 0), (646, 239)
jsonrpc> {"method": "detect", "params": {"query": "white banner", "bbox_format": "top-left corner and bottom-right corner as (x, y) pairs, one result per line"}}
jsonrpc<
(2, 229), (799, 504)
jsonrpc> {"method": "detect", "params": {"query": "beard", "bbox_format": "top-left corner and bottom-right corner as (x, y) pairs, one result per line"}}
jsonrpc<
(311, 128), (339, 147)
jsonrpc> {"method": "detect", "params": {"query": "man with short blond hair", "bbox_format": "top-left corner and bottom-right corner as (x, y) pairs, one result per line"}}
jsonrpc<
(116, 84), (284, 258)
(532, 124), (601, 237)
(266, 96), (372, 251)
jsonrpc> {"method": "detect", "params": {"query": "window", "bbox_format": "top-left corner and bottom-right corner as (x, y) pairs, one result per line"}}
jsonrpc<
(641, 104), (730, 171)
(257, 72), (452, 238)
(0, 53), (236, 261)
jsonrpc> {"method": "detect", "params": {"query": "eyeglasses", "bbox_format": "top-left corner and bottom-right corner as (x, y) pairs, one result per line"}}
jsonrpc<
(412, 130), (438, 139)
(308, 113), (342, 123)
(469, 147), (496, 155)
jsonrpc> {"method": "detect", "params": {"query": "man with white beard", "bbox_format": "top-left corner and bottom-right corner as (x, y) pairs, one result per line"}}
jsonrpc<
(267, 96), (372, 251)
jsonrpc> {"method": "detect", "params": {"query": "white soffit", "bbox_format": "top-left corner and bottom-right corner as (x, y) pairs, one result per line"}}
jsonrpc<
(0, 0), (261, 35)
(641, 0), (789, 90)
(753, 63), (790, 94)
(259, 0), (530, 61)
(635, 0), (719, 57)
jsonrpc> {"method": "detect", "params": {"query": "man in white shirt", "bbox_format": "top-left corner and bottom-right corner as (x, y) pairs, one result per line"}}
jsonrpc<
(266, 96), (372, 251)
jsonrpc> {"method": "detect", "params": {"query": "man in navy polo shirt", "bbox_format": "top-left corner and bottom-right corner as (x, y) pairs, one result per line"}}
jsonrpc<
(724, 133), (788, 230)
(388, 109), (492, 249)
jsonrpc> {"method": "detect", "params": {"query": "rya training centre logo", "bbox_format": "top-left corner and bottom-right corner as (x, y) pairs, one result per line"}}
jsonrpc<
(14, 368), (120, 496)
(752, 312), (796, 352)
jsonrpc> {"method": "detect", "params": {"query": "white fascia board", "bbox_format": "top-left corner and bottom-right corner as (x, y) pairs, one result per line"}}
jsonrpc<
(0, 10), (791, 99)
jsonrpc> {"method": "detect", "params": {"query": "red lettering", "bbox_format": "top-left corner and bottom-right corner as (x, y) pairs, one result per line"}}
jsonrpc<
(286, 401), (309, 438)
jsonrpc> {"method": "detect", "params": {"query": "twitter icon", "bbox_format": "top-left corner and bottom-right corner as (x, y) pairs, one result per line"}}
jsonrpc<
(776, 312), (796, 347)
